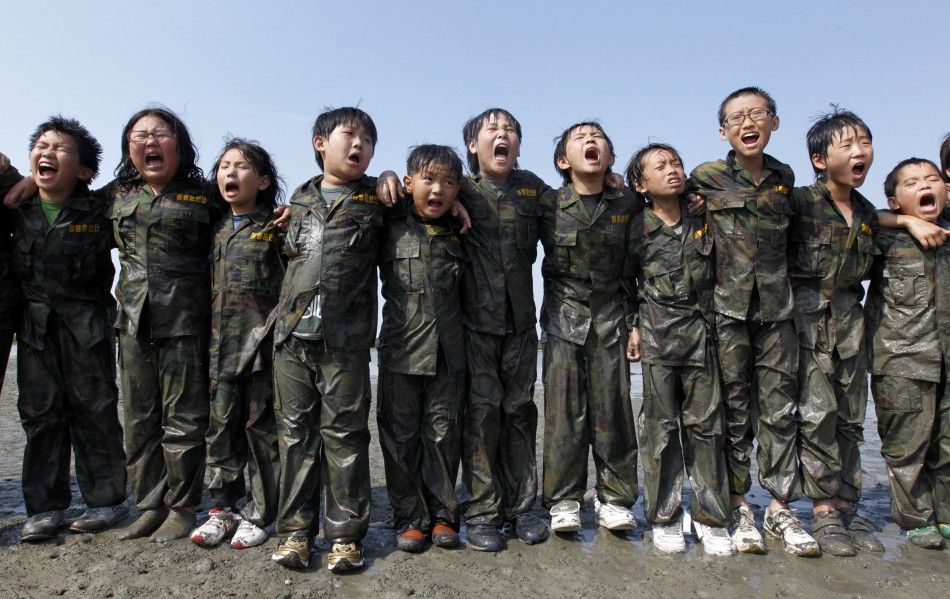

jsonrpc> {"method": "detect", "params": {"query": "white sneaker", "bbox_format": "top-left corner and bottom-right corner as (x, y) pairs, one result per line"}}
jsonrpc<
(652, 521), (686, 553)
(764, 508), (820, 557)
(694, 521), (736, 556)
(550, 500), (582, 532)
(231, 519), (268, 549)
(593, 497), (636, 531)
(189, 508), (238, 547)
(729, 505), (766, 554)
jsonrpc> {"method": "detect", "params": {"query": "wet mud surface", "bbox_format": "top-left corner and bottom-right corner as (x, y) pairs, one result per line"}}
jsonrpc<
(0, 347), (946, 597)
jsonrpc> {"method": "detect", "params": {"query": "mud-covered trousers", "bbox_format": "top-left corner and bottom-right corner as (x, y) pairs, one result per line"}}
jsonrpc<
(120, 330), (209, 510)
(716, 315), (800, 502)
(273, 336), (371, 543)
(462, 328), (539, 526)
(0, 328), (12, 393)
(541, 329), (638, 509)
(872, 372), (950, 529)
(206, 369), (279, 527)
(377, 355), (463, 532)
(640, 354), (730, 527)
(19, 314), (126, 515)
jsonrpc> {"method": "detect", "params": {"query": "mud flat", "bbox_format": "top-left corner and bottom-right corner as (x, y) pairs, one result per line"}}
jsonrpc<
(0, 347), (946, 598)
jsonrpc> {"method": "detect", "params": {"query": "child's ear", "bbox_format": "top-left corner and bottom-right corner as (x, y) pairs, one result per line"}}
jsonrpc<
(313, 135), (325, 153)
(555, 155), (571, 172)
(633, 178), (647, 195)
(466, 139), (478, 156)
(718, 126), (727, 141)
(77, 166), (93, 182)
(886, 196), (900, 211)
(810, 153), (827, 174)
(257, 175), (271, 192)
(771, 115), (780, 131)
(402, 175), (413, 193)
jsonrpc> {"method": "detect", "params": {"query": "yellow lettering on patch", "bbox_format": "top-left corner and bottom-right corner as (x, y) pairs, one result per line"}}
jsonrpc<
(250, 231), (276, 242)
(611, 214), (630, 224)
(694, 224), (707, 239)
(516, 188), (537, 198)
(773, 185), (790, 195)
(68, 223), (101, 233)
(352, 193), (380, 204)
(422, 224), (450, 236)
(175, 193), (208, 204)
(860, 223), (873, 235)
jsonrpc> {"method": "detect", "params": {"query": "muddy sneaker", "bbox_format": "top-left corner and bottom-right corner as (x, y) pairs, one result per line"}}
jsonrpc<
(431, 523), (460, 548)
(70, 502), (129, 533)
(327, 541), (364, 573)
(190, 508), (237, 547)
(550, 500), (582, 533)
(467, 524), (505, 551)
(764, 508), (820, 557)
(21, 510), (64, 542)
(938, 523), (950, 540)
(840, 507), (884, 552)
(272, 534), (311, 569)
(397, 527), (426, 553)
(729, 505), (766, 554)
(514, 512), (549, 545)
(652, 520), (686, 553)
(694, 522), (735, 556)
(906, 525), (945, 549)
(811, 510), (855, 556)
(231, 519), (268, 549)
(593, 497), (636, 531)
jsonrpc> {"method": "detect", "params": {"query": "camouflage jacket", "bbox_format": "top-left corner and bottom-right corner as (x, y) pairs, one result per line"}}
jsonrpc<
(107, 178), (220, 338)
(689, 151), (795, 322)
(458, 170), (549, 335)
(13, 192), (116, 350)
(865, 222), (950, 382)
(378, 200), (467, 375)
(788, 181), (878, 358)
(629, 197), (714, 366)
(210, 203), (284, 382)
(273, 174), (383, 351)
(538, 184), (639, 346)
(0, 167), (23, 332)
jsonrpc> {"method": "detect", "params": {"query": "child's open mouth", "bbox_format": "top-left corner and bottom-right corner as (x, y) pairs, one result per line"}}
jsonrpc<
(145, 152), (164, 168)
(427, 198), (443, 210)
(851, 162), (866, 177)
(919, 192), (937, 209)
(224, 182), (240, 196)
(740, 132), (760, 147)
(584, 147), (600, 162)
(493, 144), (509, 160)
(37, 161), (57, 178)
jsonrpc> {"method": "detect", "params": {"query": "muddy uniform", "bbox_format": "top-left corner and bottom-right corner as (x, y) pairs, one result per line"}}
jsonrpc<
(865, 222), (950, 529)
(458, 170), (546, 526)
(207, 204), (283, 527)
(377, 203), (467, 533)
(0, 167), (22, 392)
(109, 178), (218, 511)
(689, 152), (799, 502)
(631, 199), (730, 527)
(788, 182), (878, 503)
(13, 192), (126, 515)
(272, 175), (382, 544)
(538, 184), (639, 509)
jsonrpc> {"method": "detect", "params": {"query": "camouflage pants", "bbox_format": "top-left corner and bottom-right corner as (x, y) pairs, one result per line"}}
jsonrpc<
(18, 315), (126, 515)
(273, 336), (370, 543)
(119, 331), (209, 510)
(798, 347), (867, 503)
(716, 315), (800, 502)
(462, 328), (539, 525)
(541, 330), (638, 509)
(872, 373), (950, 529)
(206, 369), (279, 527)
(0, 328), (12, 392)
(377, 355), (463, 532)
(640, 355), (730, 527)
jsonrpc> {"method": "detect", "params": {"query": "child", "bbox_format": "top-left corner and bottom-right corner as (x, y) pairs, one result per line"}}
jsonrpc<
(866, 158), (950, 549)
(270, 107), (383, 572)
(539, 121), (639, 534)
(377, 144), (467, 553)
(625, 143), (733, 555)
(689, 87), (818, 556)
(788, 109), (883, 555)
(189, 139), (283, 549)
(11, 116), (127, 541)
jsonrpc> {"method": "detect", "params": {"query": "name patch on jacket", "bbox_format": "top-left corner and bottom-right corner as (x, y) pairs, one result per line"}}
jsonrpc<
(250, 231), (277, 242)
(351, 193), (380, 205)
(860, 223), (873, 235)
(611, 214), (630, 224)
(176, 193), (208, 205)
(694, 224), (707, 239)
(68, 223), (102, 233)
(773, 185), (790, 195)
(516, 188), (537, 198)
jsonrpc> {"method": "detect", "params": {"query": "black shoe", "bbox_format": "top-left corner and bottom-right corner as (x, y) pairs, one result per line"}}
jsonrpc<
(515, 513), (549, 545)
(811, 510), (855, 557)
(467, 524), (505, 552)
(841, 506), (884, 552)
(21, 511), (64, 542)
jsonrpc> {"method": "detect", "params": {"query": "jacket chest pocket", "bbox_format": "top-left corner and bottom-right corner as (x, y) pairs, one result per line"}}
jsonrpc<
(113, 200), (139, 252)
(167, 204), (211, 256)
(341, 211), (380, 256)
(882, 260), (927, 306)
(643, 260), (688, 302)
(386, 235), (424, 294)
(552, 214), (579, 274)
(514, 198), (538, 250)
(14, 236), (34, 279)
(758, 198), (792, 246)
(60, 234), (101, 283)
(707, 193), (745, 237)
(792, 227), (832, 276)
(850, 231), (878, 279)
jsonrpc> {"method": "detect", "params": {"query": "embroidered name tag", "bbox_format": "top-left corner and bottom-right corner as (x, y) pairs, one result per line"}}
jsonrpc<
(611, 214), (630, 224)
(773, 185), (790, 195)
(516, 188), (537, 198)
(250, 231), (276, 242)
(694, 224), (707, 239)
(351, 193), (380, 204)
(860, 223), (873, 235)
(176, 193), (208, 204)
(68, 223), (101, 233)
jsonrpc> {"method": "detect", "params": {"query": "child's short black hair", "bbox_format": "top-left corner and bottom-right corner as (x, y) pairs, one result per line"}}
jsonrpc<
(461, 108), (522, 175)
(211, 137), (285, 208)
(406, 144), (463, 181)
(311, 107), (378, 170)
(624, 143), (684, 201)
(30, 115), (102, 183)
(116, 106), (203, 188)
(806, 106), (872, 181)
(940, 132), (950, 182)
(552, 121), (615, 185)
(718, 86), (777, 126)
(883, 157), (940, 199)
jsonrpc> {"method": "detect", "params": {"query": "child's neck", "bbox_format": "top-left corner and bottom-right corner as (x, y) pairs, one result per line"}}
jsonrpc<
(38, 187), (70, 204)
(825, 177), (855, 226)
(230, 202), (255, 216)
(572, 172), (605, 196)
(734, 152), (766, 183)
(648, 193), (681, 226)
(322, 172), (354, 188)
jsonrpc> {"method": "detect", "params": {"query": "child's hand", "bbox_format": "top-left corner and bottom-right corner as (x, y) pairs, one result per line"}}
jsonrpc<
(3, 176), (35, 209)
(376, 170), (404, 207)
(605, 172), (625, 190)
(273, 205), (291, 230)
(687, 193), (706, 215)
(905, 217), (950, 249)
(452, 202), (472, 234)
(626, 327), (641, 362)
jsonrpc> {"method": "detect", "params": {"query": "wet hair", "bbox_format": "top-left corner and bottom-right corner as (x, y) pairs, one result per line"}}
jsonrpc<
(461, 108), (522, 175)
(883, 157), (941, 199)
(718, 86), (777, 126)
(29, 115), (103, 185)
(115, 106), (203, 189)
(406, 144), (463, 181)
(311, 106), (378, 170)
(806, 106), (873, 181)
(940, 132), (950, 182)
(210, 137), (285, 208)
(552, 121), (615, 185)
(624, 143), (684, 201)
